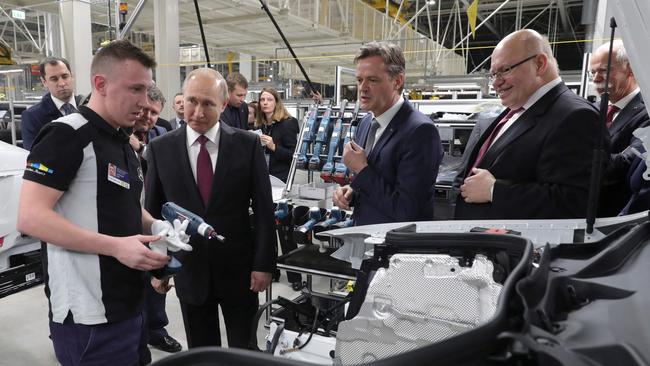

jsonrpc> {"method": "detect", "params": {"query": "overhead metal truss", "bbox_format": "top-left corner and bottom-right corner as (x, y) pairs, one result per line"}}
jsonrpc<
(0, 0), (590, 84)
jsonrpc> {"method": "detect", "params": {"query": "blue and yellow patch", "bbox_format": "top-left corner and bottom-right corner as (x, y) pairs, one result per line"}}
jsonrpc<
(26, 162), (54, 175)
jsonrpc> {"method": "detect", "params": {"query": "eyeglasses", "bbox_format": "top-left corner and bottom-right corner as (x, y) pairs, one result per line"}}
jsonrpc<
(489, 54), (538, 82)
(587, 67), (608, 80)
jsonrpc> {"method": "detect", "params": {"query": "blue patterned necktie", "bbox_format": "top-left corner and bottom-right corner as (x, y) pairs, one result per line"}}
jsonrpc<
(62, 103), (77, 115)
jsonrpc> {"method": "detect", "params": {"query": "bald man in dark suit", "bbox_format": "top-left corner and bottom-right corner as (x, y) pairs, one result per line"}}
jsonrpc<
(455, 30), (601, 219)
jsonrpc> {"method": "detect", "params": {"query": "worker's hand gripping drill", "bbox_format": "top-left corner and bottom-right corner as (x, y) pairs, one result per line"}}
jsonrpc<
(149, 218), (192, 293)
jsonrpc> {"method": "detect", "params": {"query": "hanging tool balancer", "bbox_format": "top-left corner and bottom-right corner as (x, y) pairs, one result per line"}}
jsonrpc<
(308, 106), (335, 170)
(321, 100), (349, 182)
(297, 106), (320, 169)
(332, 101), (362, 185)
(297, 101), (363, 179)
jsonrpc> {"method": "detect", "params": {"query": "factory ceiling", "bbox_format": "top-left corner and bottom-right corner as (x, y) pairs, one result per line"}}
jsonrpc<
(0, 0), (593, 82)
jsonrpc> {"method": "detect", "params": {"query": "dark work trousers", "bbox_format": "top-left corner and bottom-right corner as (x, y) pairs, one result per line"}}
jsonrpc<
(138, 309), (152, 366)
(179, 289), (259, 349)
(144, 282), (170, 343)
(49, 313), (144, 366)
(276, 224), (302, 284)
(138, 282), (171, 364)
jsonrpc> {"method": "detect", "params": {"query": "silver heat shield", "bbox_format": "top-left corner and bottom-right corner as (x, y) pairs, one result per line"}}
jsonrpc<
(335, 254), (502, 365)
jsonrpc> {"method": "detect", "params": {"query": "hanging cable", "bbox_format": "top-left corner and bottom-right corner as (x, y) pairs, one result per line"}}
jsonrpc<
(248, 298), (280, 351)
(297, 308), (319, 350)
(192, 0), (211, 68)
(586, 17), (617, 234)
(258, 0), (316, 95)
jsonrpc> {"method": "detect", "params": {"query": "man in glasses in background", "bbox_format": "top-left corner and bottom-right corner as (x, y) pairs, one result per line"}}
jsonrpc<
(454, 29), (602, 219)
(589, 40), (650, 217)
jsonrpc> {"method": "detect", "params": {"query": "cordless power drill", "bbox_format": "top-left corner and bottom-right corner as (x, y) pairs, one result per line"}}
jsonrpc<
(162, 202), (225, 242)
(152, 202), (226, 279)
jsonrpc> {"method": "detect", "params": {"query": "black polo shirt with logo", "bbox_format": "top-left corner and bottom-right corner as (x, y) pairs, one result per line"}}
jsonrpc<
(23, 106), (145, 325)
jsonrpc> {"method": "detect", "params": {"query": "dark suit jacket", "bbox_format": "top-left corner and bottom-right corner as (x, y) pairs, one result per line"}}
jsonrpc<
(144, 123), (276, 305)
(156, 117), (172, 132)
(620, 155), (650, 215)
(350, 100), (443, 226)
(455, 82), (602, 220)
(262, 116), (299, 182)
(449, 111), (501, 216)
(599, 93), (650, 216)
(21, 92), (83, 150)
(220, 102), (249, 130)
(455, 111), (502, 182)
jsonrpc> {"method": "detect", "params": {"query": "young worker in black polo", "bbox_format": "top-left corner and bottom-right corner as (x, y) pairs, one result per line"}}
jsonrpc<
(18, 40), (171, 366)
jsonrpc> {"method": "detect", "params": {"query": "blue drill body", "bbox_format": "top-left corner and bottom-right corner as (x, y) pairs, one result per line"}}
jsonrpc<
(162, 202), (225, 242)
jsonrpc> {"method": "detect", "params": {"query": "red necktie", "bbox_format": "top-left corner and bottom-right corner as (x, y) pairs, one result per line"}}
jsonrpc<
(470, 108), (523, 172)
(196, 135), (213, 205)
(136, 131), (147, 143)
(606, 104), (620, 129)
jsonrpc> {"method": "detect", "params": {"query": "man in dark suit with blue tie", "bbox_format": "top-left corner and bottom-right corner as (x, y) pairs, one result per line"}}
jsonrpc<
(455, 29), (601, 219)
(168, 92), (186, 129)
(21, 57), (82, 150)
(332, 41), (443, 226)
(144, 68), (275, 349)
(220, 73), (249, 130)
(590, 40), (650, 216)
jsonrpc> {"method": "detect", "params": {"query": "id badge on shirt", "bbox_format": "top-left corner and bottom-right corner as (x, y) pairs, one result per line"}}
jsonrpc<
(107, 163), (130, 189)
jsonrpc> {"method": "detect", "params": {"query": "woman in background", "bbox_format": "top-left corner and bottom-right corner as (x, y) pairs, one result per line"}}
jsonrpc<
(256, 87), (299, 183)
(256, 87), (302, 290)
(247, 101), (258, 130)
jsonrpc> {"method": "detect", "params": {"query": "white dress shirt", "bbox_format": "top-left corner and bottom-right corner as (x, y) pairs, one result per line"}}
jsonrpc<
(186, 123), (220, 181)
(368, 96), (404, 151)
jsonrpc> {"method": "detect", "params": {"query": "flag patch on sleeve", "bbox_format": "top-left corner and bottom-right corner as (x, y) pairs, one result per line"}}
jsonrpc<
(25, 162), (54, 175)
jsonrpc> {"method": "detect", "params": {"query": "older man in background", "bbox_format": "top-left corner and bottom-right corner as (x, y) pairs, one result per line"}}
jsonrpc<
(590, 40), (650, 216)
